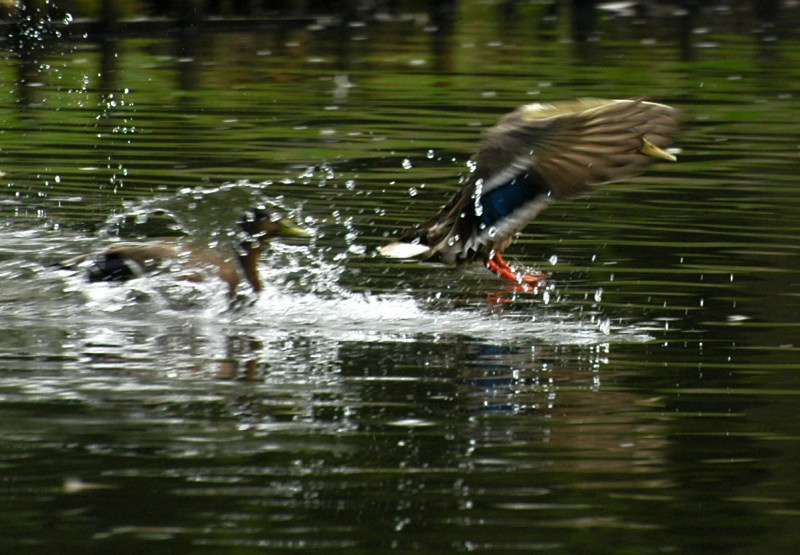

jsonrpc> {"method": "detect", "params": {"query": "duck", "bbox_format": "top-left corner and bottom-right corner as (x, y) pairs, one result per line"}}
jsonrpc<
(60, 206), (311, 297)
(379, 98), (678, 285)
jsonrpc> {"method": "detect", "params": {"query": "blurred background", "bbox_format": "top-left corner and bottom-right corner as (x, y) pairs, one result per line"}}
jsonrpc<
(1, 1), (800, 552)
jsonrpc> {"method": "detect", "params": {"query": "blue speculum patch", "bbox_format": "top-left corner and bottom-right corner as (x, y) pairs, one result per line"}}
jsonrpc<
(478, 173), (545, 228)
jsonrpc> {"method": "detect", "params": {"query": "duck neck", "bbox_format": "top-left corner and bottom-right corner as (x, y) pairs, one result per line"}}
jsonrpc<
(237, 240), (263, 293)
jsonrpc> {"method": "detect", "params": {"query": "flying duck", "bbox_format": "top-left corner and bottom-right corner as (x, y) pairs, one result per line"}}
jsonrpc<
(379, 98), (678, 284)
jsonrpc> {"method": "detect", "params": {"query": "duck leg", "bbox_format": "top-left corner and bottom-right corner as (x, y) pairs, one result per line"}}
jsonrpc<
(485, 252), (545, 286)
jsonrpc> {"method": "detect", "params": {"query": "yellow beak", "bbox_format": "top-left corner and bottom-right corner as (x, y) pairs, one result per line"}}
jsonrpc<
(277, 218), (313, 238)
(640, 137), (677, 162)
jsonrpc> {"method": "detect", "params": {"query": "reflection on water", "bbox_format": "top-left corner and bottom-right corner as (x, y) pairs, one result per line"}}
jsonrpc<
(2, 1), (800, 552)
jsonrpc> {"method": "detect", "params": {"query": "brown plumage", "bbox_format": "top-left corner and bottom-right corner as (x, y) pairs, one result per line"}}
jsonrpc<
(60, 207), (311, 297)
(380, 98), (678, 283)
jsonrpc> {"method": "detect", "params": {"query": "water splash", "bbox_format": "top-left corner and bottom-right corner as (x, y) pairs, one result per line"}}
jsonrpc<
(47, 226), (650, 349)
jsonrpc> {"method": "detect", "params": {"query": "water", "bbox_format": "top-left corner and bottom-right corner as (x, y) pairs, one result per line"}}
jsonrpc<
(2, 2), (800, 552)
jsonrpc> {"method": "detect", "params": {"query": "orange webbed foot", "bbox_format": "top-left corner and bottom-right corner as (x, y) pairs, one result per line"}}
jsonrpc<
(485, 252), (547, 287)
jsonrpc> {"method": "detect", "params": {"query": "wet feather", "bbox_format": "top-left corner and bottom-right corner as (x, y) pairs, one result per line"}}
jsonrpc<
(380, 98), (678, 270)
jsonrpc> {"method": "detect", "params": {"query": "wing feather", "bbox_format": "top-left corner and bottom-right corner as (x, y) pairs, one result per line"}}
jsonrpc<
(380, 98), (679, 264)
(475, 98), (678, 198)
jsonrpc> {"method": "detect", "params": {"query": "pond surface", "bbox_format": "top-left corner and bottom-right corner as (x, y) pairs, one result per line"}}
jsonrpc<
(2, 1), (800, 552)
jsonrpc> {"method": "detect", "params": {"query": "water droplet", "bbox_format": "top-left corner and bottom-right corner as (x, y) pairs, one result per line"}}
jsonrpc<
(473, 178), (484, 216)
(594, 287), (603, 303)
(402, 158), (412, 170)
(427, 149), (434, 159)
(487, 227), (497, 238)
(345, 179), (356, 190)
(408, 187), (418, 197)
(549, 254), (558, 265)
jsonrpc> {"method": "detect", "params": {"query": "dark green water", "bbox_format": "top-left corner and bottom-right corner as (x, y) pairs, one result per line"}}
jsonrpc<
(2, 2), (800, 552)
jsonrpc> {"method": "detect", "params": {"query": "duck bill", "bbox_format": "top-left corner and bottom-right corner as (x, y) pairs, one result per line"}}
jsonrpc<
(639, 137), (677, 162)
(277, 218), (313, 238)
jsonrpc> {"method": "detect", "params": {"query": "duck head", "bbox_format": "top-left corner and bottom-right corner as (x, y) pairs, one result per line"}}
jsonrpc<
(236, 206), (312, 293)
(237, 206), (312, 242)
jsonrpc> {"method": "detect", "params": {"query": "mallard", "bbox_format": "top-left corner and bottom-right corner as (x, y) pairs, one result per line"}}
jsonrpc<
(379, 98), (678, 284)
(60, 206), (311, 297)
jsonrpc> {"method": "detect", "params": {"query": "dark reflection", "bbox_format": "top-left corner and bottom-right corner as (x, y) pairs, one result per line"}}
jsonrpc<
(753, 0), (782, 61)
(174, 2), (206, 93)
(93, 38), (129, 194)
(496, 0), (518, 29)
(11, 0), (52, 110)
(99, 0), (121, 38)
(175, 35), (203, 93)
(4, 3), (800, 552)
(754, 0), (781, 22)
(428, 0), (456, 73)
(316, 337), (667, 545)
(538, 1), (560, 37)
(621, 341), (774, 553)
(677, 0), (700, 61)
(176, 0), (204, 35)
(216, 335), (264, 380)
(14, 41), (42, 110)
(328, 7), (354, 74)
(571, 0), (597, 43)
(99, 36), (119, 92)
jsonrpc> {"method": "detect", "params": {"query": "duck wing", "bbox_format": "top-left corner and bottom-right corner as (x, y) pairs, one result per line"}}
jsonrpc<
(478, 98), (677, 199)
(380, 98), (678, 263)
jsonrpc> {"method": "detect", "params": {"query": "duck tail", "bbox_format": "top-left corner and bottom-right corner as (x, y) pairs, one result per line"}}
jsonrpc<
(379, 185), (474, 262)
(378, 237), (432, 259)
(57, 252), (144, 282)
(85, 254), (144, 282)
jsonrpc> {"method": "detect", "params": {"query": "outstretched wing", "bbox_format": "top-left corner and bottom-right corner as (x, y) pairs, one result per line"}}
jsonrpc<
(474, 98), (677, 199)
(380, 99), (678, 263)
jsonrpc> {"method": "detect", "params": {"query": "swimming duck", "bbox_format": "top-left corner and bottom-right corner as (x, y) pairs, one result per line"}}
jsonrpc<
(379, 98), (678, 284)
(60, 206), (311, 297)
